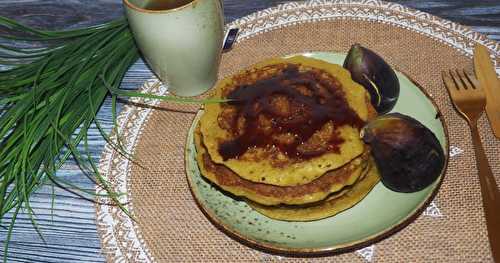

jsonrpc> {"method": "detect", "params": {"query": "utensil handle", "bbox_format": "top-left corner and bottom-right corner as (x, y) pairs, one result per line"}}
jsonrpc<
(470, 124), (500, 261)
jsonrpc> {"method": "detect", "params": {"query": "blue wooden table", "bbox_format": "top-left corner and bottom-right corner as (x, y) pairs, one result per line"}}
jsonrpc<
(0, 0), (499, 262)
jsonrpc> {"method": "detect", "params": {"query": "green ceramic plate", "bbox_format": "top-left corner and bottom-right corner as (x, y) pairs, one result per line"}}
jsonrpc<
(184, 52), (449, 254)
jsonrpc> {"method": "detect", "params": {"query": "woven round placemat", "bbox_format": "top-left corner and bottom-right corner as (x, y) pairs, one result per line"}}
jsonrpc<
(96, 1), (500, 262)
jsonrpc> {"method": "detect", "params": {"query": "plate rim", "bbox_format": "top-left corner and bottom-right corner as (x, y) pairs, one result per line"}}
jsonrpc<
(183, 51), (450, 255)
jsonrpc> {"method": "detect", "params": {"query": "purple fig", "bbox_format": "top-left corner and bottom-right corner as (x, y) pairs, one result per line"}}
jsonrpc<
(343, 44), (400, 114)
(361, 113), (445, 193)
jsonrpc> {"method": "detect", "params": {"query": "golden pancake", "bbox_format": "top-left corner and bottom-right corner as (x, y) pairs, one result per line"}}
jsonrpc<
(200, 56), (372, 186)
(248, 159), (380, 221)
(195, 127), (370, 206)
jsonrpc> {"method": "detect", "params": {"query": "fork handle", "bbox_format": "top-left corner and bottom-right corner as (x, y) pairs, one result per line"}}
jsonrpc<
(470, 124), (500, 261)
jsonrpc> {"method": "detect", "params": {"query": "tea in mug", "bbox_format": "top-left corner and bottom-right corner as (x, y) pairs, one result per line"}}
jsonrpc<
(143, 0), (194, 10)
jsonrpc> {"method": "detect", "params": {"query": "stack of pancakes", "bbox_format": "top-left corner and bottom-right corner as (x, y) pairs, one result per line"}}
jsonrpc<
(195, 56), (381, 221)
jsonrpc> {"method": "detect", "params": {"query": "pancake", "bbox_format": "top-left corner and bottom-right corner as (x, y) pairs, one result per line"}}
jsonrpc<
(200, 56), (372, 186)
(195, 127), (370, 206)
(247, 159), (380, 221)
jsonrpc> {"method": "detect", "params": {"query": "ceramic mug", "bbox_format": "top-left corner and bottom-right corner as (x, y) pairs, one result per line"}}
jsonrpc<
(123, 0), (224, 97)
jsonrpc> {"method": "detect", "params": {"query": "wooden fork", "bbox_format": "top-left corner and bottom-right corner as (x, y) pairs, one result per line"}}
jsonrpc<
(442, 69), (500, 261)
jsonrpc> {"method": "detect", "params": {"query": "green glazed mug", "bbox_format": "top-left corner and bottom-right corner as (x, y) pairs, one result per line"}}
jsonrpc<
(123, 0), (224, 97)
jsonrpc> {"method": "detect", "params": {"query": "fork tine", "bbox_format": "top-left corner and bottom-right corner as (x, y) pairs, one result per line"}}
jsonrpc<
(441, 71), (458, 101)
(449, 70), (466, 90)
(457, 70), (474, 90)
(442, 71), (457, 94)
(463, 70), (481, 90)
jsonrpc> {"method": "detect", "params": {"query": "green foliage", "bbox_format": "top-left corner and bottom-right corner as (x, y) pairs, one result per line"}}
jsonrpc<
(0, 16), (223, 261)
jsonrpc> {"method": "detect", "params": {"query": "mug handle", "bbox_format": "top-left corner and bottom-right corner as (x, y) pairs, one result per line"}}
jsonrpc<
(218, 0), (224, 11)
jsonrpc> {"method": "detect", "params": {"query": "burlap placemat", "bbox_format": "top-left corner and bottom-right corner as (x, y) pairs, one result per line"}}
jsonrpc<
(96, 1), (500, 262)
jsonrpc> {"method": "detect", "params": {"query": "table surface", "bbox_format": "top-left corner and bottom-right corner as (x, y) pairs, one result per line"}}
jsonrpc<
(0, 0), (499, 262)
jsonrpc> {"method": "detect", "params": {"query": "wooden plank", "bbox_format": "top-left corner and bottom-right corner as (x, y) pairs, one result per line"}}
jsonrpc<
(0, 0), (499, 262)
